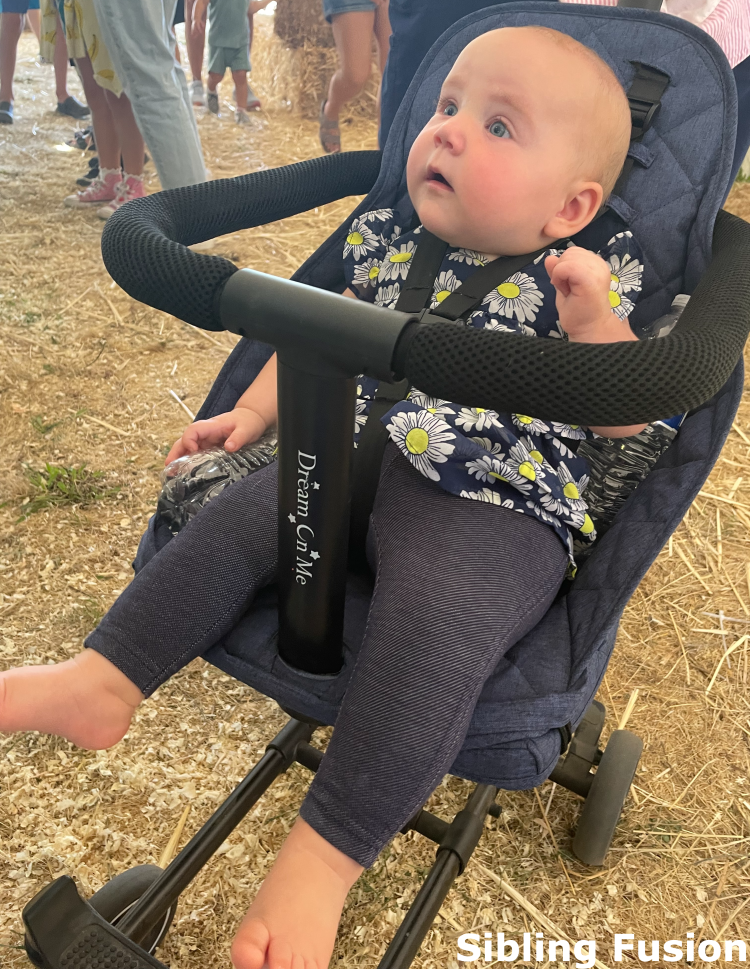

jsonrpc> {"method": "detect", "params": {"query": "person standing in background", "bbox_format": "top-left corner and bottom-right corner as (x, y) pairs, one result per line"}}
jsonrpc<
(319, 0), (390, 153)
(185, 0), (264, 111)
(91, 0), (206, 189)
(191, 0), (271, 124)
(0, 0), (89, 123)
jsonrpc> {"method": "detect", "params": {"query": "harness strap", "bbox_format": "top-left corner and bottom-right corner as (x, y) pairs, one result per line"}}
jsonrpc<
(611, 61), (670, 199)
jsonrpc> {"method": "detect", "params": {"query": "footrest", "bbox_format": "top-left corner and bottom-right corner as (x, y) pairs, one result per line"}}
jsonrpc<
(23, 876), (167, 969)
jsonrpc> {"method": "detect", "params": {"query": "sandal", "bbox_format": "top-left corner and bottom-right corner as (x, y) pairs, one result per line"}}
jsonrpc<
(319, 100), (341, 154)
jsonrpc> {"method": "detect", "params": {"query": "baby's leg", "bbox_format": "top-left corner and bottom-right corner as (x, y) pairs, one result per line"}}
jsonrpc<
(232, 447), (568, 969)
(0, 462), (279, 748)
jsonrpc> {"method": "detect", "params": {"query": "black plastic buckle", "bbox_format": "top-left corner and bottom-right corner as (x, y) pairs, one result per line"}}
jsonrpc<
(629, 97), (661, 138)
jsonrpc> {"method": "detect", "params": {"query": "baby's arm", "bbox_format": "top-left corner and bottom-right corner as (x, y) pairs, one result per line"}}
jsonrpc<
(165, 289), (359, 465)
(545, 247), (647, 438)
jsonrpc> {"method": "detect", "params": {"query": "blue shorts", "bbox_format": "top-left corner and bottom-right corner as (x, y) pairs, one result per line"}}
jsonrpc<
(322, 0), (376, 24)
(1, 0), (40, 12)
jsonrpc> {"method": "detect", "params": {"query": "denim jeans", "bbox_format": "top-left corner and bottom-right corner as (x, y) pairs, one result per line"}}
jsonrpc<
(92, 0), (207, 189)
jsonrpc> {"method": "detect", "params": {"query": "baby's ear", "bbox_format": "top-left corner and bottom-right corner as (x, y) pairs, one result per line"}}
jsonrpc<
(544, 182), (603, 239)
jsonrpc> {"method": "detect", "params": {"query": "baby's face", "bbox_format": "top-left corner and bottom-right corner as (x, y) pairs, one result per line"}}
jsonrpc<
(406, 28), (607, 257)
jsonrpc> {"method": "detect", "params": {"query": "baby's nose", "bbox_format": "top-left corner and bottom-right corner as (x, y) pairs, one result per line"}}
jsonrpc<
(433, 119), (464, 152)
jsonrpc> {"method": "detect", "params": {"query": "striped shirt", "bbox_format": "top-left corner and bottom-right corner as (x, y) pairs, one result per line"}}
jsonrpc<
(568, 0), (749, 67)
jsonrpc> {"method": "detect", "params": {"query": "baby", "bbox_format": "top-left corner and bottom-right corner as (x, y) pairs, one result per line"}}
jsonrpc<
(1, 27), (643, 969)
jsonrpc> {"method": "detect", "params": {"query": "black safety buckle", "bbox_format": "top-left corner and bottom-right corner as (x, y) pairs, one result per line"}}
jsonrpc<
(628, 97), (661, 138)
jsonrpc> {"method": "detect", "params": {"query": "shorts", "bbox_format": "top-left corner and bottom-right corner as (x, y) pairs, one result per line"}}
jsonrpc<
(207, 44), (251, 74)
(172, 0), (184, 25)
(322, 0), (376, 24)
(1, 0), (40, 12)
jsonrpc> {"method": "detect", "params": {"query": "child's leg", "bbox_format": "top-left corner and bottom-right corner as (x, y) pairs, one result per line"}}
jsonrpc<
(0, 462), (279, 747)
(232, 446), (568, 969)
(103, 88), (145, 176)
(231, 68), (247, 114)
(207, 69), (222, 93)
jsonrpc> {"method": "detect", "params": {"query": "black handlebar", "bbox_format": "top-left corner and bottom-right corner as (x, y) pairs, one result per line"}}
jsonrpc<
(102, 157), (750, 426)
(101, 151), (383, 331)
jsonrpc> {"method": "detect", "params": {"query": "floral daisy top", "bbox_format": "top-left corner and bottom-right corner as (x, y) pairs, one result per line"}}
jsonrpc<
(344, 208), (645, 565)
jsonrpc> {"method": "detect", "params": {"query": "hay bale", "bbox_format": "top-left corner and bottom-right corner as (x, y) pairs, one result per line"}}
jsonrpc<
(253, 14), (378, 121)
(274, 0), (335, 49)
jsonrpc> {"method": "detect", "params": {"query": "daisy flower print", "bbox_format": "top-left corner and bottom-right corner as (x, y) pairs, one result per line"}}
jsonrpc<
(387, 410), (455, 481)
(382, 240), (417, 281)
(351, 257), (382, 288)
(482, 272), (544, 323)
(344, 219), (380, 260)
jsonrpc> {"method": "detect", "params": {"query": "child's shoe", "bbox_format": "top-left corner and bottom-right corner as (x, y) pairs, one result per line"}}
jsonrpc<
(190, 79), (205, 106)
(96, 174), (146, 220)
(235, 108), (250, 125)
(64, 168), (121, 208)
(207, 90), (219, 115)
(246, 85), (261, 111)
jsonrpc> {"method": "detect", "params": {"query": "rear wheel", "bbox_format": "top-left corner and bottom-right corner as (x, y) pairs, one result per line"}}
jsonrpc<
(572, 729), (642, 866)
(88, 865), (177, 953)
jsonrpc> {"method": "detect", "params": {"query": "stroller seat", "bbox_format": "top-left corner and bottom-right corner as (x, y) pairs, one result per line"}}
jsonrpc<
(21, 3), (750, 968)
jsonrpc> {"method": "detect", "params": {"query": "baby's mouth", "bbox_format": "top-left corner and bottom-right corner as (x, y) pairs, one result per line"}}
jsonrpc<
(426, 168), (453, 190)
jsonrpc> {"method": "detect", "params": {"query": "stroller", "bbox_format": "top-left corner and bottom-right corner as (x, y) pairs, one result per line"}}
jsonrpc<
(21, 1), (750, 967)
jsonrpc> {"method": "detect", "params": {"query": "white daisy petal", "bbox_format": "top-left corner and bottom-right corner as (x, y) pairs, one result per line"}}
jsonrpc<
(343, 219), (381, 260)
(482, 272), (545, 324)
(430, 269), (461, 307)
(455, 407), (504, 433)
(380, 240), (417, 281)
(386, 410), (455, 481)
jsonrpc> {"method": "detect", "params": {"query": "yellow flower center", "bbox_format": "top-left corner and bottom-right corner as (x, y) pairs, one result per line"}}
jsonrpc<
(563, 481), (580, 500)
(390, 251), (413, 263)
(497, 281), (521, 299)
(516, 414), (533, 425)
(610, 273), (620, 284)
(580, 514), (595, 535)
(405, 427), (430, 455)
(347, 231), (364, 246)
(435, 289), (451, 303)
(519, 462), (536, 481)
(368, 264), (380, 280)
(608, 290), (622, 308)
(530, 449), (544, 464)
(427, 407), (437, 414)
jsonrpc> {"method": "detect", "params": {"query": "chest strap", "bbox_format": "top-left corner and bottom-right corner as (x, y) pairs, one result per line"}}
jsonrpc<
(348, 230), (560, 569)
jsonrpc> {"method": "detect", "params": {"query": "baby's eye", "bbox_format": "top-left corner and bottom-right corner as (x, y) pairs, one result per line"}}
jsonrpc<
(442, 102), (458, 117)
(489, 120), (510, 139)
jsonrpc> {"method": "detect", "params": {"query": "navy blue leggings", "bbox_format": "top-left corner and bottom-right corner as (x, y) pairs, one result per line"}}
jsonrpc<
(87, 447), (566, 866)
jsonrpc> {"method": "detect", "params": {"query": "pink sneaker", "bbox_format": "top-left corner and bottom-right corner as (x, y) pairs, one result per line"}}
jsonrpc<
(64, 169), (121, 208)
(97, 174), (147, 220)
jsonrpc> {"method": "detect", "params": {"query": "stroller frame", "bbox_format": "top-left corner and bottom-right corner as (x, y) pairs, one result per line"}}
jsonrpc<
(23, 703), (627, 969)
(20, 0), (750, 964)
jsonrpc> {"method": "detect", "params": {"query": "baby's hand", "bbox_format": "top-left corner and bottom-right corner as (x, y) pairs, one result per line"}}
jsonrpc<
(165, 407), (267, 466)
(545, 246), (618, 342)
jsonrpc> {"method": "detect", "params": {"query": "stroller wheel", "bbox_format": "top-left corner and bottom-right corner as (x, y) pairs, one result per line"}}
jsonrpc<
(571, 729), (642, 866)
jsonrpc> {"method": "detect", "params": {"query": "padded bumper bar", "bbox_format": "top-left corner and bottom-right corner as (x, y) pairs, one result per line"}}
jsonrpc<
(102, 158), (750, 426)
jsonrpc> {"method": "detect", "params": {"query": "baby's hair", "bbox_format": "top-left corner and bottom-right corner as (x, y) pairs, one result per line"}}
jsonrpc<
(518, 26), (632, 198)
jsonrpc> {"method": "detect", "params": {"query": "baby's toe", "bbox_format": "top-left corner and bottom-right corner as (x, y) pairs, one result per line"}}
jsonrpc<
(267, 937), (294, 969)
(231, 917), (270, 969)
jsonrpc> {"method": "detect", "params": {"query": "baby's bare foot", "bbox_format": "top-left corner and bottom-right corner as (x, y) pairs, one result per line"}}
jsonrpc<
(231, 817), (363, 969)
(0, 649), (143, 749)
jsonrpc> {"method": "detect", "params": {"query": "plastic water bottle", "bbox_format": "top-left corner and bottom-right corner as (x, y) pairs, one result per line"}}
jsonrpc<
(157, 432), (277, 535)
(641, 293), (689, 339)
